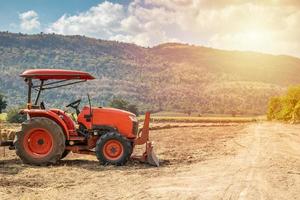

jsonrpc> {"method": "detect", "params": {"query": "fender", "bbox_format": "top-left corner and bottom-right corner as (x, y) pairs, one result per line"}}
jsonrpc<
(20, 109), (71, 139)
(49, 109), (76, 132)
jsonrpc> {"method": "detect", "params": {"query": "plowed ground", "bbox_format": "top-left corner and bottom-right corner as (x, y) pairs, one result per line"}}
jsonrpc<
(1, 122), (299, 200)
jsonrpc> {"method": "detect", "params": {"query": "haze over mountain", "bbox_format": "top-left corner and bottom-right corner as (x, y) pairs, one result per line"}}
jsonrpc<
(1, 32), (300, 115)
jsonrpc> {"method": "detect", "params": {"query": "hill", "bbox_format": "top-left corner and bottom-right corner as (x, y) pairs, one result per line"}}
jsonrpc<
(1, 32), (300, 115)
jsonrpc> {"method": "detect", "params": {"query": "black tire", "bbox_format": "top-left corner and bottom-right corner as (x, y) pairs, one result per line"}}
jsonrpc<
(15, 117), (66, 166)
(95, 132), (132, 166)
(60, 150), (70, 159)
(129, 141), (134, 156)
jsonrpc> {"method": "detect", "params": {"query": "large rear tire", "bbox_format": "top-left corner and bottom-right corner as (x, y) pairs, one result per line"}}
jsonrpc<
(15, 117), (65, 166)
(95, 132), (132, 166)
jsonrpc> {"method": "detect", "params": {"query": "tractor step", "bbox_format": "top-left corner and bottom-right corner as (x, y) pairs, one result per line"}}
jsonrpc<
(69, 136), (86, 141)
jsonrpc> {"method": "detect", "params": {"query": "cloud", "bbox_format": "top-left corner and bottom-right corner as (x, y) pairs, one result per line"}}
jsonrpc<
(19, 10), (40, 31)
(46, 2), (124, 39)
(46, 0), (300, 57)
(46, 1), (178, 46)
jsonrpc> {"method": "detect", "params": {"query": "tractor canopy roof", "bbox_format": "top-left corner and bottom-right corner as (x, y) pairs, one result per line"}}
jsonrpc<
(20, 69), (95, 80)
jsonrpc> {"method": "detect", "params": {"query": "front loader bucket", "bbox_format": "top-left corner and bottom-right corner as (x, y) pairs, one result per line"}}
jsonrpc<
(146, 142), (159, 167)
(132, 112), (159, 167)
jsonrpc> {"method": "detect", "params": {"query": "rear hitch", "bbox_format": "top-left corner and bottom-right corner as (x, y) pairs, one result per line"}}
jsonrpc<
(0, 140), (15, 150)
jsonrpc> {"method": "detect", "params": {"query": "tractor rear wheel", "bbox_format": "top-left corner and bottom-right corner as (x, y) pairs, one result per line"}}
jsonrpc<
(95, 132), (132, 166)
(15, 117), (65, 165)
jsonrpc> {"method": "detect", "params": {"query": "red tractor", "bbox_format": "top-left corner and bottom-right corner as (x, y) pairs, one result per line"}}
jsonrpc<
(3, 69), (159, 166)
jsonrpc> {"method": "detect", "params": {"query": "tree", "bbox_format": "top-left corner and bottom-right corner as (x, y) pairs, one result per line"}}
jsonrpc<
(0, 93), (7, 113)
(109, 98), (128, 110)
(267, 97), (281, 120)
(109, 98), (139, 116)
(267, 85), (300, 122)
(127, 104), (139, 116)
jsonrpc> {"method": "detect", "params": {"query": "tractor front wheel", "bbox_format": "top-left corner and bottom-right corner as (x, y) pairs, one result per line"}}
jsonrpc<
(15, 117), (65, 165)
(95, 132), (132, 166)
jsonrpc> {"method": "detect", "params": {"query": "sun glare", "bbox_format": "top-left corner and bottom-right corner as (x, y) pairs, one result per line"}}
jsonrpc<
(246, 31), (260, 41)
(237, 30), (272, 52)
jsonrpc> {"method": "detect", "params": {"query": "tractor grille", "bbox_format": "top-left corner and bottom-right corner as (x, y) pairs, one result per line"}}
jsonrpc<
(132, 121), (139, 135)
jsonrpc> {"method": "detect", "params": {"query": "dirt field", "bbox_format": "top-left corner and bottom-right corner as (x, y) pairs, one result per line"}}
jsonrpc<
(1, 122), (300, 200)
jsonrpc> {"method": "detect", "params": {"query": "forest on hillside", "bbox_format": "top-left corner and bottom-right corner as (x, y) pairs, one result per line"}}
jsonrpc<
(1, 32), (300, 115)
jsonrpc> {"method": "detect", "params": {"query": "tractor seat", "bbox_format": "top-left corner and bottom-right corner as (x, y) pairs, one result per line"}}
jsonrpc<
(31, 102), (46, 109)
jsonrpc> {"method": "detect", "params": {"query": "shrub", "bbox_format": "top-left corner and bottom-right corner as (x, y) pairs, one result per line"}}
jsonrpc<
(267, 97), (281, 120)
(7, 107), (26, 123)
(0, 113), (7, 122)
(267, 85), (300, 122)
(109, 98), (139, 116)
(127, 104), (139, 116)
(0, 93), (7, 113)
(109, 98), (128, 110)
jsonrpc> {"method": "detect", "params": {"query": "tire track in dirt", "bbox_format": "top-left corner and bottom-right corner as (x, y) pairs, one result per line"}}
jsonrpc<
(145, 122), (300, 200)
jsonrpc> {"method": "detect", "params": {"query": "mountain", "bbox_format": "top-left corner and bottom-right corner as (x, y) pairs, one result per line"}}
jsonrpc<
(1, 31), (300, 115)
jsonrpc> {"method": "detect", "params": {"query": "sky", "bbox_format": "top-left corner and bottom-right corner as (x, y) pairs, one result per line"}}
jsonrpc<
(1, 0), (300, 57)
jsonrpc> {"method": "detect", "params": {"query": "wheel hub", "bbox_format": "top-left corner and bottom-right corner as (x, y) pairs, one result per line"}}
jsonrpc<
(110, 147), (117, 154)
(103, 139), (123, 160)
(24, 128), (53, 157)
(37, 139), (44, 145)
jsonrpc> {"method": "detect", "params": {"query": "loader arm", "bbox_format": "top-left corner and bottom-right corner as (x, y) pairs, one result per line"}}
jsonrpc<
(134, 112), (150, 145)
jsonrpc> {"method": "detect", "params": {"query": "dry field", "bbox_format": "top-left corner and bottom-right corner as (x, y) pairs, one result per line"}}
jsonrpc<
(0, 122), (300, 200)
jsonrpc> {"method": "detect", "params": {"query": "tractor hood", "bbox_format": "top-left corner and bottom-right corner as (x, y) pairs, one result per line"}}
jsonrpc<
(97, 107), (135, 116)
(77, 106), (138, 138)
(79, 106), (136, 117)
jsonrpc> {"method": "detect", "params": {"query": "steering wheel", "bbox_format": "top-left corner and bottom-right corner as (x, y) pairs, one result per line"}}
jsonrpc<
(66, 99), (81, 108)
(66, 99), (81, 115)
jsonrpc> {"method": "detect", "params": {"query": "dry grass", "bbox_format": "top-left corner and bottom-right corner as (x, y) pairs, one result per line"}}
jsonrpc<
(0, 123), (20, 142)
(139, 116), (264, 123)
(139, 111), (265, 123)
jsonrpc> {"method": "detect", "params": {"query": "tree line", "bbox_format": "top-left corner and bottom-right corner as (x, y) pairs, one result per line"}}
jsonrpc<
(267, 85), (300, 123)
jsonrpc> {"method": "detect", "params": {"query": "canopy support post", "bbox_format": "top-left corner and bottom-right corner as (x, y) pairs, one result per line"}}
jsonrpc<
(34, 80), (44, 106)
(27, 78), (32, 109)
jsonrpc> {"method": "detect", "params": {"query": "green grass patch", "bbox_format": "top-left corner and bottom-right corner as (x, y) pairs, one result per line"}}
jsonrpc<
(0, 113), (7, 122)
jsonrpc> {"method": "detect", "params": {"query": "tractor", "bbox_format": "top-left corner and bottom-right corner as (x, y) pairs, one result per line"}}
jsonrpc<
(1, 69), (159, 166)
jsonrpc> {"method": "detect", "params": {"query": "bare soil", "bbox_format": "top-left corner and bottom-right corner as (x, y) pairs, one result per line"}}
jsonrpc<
(0, 122), (300, 200)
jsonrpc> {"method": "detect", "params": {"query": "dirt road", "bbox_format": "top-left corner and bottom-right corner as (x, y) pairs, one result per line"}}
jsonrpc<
(0, 122), (300, 200)
(148, 122), (300, 199)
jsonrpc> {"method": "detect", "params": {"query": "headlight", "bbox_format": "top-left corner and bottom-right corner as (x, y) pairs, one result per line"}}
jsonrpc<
(129, 115), (137, 122)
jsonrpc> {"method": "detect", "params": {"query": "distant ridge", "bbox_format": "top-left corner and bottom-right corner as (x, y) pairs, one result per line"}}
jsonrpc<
(1, 32), (300, 114)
